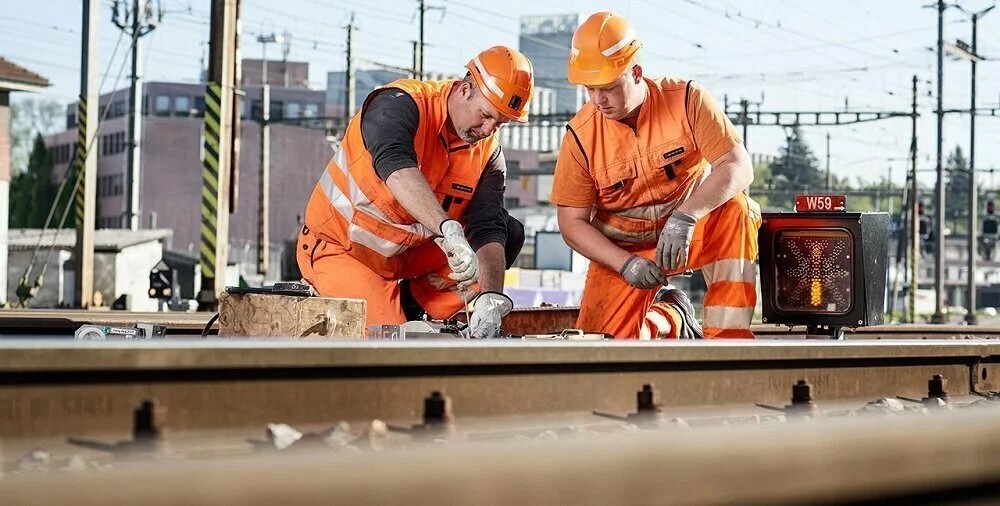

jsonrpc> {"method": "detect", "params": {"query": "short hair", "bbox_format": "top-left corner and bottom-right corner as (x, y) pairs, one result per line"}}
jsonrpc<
(461, 72), (479, 97)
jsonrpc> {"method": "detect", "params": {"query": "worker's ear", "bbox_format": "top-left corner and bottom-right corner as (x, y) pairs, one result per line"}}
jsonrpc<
(631, 65), (643, 84)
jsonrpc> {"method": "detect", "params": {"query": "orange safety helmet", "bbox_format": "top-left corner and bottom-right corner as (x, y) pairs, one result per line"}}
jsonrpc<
(465, 46), (534, 123)
(568, 11), (642, 86)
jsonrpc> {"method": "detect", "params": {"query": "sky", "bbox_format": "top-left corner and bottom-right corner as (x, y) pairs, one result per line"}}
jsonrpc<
(3, 0), (1000, 190)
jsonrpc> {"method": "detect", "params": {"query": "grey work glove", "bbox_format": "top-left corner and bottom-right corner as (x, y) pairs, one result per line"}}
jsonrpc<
(467, 291), (513, 339)
(656, 211), (698, 272)
(620, 255), (669, 289)
(435, 219), (478, 292)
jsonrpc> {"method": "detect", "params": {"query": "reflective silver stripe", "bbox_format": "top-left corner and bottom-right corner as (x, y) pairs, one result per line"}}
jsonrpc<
(321, 146), (434, 256)
(592, 220), (657, 244)
(349, 218), (407, 257)
(320, 170), (354, 221)
(473, 56), (505, 100)
(615, 201), (676, 220)
(703, 306), (754, 330)
(601, 28), (637, 57)
(701, 259), (758, 285)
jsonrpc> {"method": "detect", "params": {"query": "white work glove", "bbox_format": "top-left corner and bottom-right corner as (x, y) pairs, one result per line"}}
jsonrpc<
(620, 255), (669, 289)
(656, 211), (698, 272)
(468, 291), (513, 339)
(436, 219), (478, 292)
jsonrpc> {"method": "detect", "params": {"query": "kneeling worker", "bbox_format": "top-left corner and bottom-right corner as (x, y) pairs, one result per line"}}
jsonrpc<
(551, 12), (761, 339)
(297, 46), (533, 338)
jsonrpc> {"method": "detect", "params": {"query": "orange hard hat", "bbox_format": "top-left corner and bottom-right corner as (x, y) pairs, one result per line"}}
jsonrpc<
(465, 46), (534, 123)
(568, 11), (642, 86)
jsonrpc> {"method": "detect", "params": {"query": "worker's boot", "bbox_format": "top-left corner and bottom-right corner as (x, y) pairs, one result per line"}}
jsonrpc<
(639, 287), (704, 340)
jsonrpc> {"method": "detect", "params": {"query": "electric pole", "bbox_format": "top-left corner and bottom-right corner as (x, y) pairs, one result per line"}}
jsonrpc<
(73, 0), (100, 308)
(416, 0), (444, 79)
(411, 41), (419, 79)
(826, 132), (832, 190)
(112, 0), (161, 231)
(909, 75), (920, 324)
(963, 4), (994, 325)
(931, 0), (946, 323)
(418, 0), (425, 79)
(345, 13), (356, 119)
(197, 0), (240, 311)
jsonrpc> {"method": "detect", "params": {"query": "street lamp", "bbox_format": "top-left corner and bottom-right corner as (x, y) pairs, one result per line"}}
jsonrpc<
(256, 32), (284, 277)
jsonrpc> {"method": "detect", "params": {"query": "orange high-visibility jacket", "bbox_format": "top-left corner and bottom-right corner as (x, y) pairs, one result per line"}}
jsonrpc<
(302, 79), (500, 278)
(564, 77), (709, 247)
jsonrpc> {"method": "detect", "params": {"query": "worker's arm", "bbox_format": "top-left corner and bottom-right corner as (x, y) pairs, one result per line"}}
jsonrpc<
(557, 205), (631, 273)
(361, 88), (449, 234)
(464, 146), (510, 293)
(474, 243), (505, 292)
(674, 81), (753, 220)
(385, 169), (450, 234)
(558, 205), (667, 288)
(674, 144), (753, 219)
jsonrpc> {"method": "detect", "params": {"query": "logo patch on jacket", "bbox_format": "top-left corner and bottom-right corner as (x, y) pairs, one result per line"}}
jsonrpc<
(451, 183), (474, 193)
(662, 147), (685, 161)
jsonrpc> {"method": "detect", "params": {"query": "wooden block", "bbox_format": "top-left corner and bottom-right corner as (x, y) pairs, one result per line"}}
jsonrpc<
(217, 293), (366, 338)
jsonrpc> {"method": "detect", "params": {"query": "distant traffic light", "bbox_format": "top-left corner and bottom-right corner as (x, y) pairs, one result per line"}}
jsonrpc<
(149, 260), (173, 299)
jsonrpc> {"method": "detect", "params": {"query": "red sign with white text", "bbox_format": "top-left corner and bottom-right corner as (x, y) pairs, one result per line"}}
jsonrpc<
(795, 195), (846, 212)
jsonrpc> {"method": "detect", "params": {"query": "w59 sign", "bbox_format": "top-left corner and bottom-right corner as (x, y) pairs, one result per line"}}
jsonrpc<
(795, 195), (846, 213)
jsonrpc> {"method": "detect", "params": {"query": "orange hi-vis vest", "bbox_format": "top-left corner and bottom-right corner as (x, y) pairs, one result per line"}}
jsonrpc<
(303, 79), (500, 278)
(566, 77), (708, 248)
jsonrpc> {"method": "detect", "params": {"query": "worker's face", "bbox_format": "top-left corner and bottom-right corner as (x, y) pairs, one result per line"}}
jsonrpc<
(585, 65), (644, 121)
(454, 81), (509, 144)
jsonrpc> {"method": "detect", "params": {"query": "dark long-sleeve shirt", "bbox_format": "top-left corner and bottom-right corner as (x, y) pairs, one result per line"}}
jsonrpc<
(360, 87), (508, 251)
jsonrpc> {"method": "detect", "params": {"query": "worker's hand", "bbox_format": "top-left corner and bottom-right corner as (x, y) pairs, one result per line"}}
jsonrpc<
(468, 291), (513, 339)
(656, 211), (698, 272)
(620, 255), (669, 289)
(436, 219), (478, 289)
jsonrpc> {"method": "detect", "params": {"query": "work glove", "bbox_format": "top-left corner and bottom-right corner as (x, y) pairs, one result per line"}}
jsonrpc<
(436, 219), (478, 292)
(656, 211), (698, 272)
(620, 254), (669, 289)
(467, 291), (513, 339)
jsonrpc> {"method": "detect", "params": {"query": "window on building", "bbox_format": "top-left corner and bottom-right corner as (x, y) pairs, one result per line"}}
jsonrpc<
(154, 95), (171, 116)
(304, 103), (319, 118)
(250, 100), (262, 121)
(269, 101), (284, 122)
(66, 112), (77, 130)
(194, 96), (206, 117)
(114, 174), (123, 196)
(506, 160), (521, 179)
(285, 101), (301, 119)
(174, 95), (191, 117)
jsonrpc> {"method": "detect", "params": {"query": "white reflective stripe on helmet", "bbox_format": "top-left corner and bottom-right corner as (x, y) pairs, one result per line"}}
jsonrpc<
(601, 28), (637, 57)
(474, 56), (505, 100)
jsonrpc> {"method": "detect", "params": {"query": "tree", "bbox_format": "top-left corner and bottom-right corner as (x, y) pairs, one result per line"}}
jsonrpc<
(10, 98), (62, 175)
(767, 126), (824, 209)
(945, 145), (970, 234)
(10, 134), (60, 228)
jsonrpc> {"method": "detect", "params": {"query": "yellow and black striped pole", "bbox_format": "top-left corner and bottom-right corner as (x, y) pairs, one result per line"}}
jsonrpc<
(73, 0), (99, 308)
(199, 82), (222, 302)
(73, 99), (87, 229)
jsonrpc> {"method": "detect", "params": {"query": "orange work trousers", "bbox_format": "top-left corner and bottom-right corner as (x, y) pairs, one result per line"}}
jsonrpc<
(576, 193), (761, 339)
(296, 214), (525, 330)
(296, 233), (469, 330)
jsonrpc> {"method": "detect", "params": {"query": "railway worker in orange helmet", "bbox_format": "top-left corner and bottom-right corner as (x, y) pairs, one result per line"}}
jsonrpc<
(297, 46), (534, 339)
(551, 11), (761, 339)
